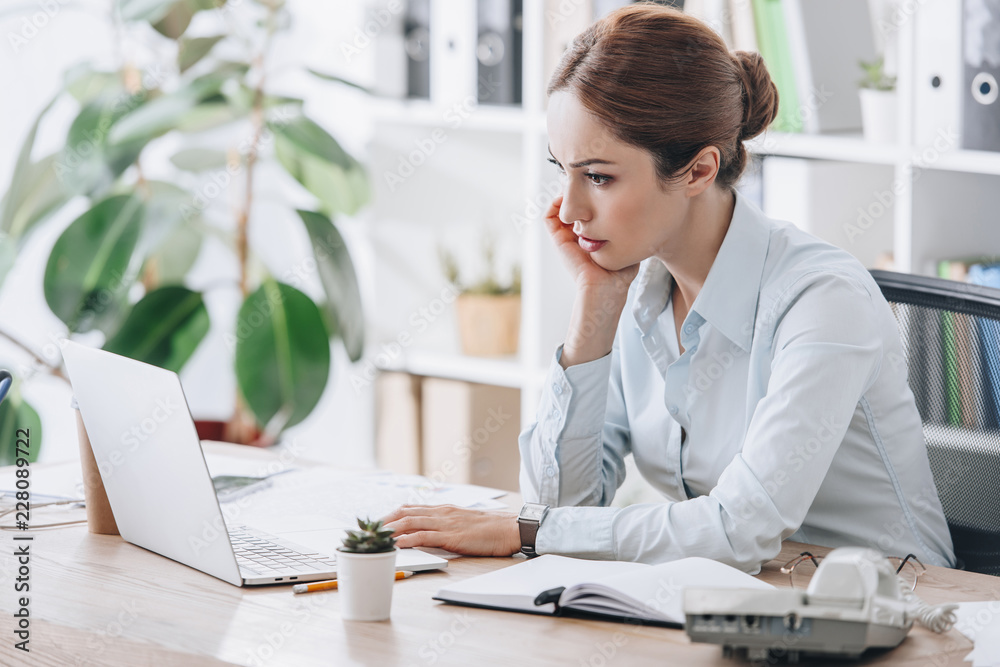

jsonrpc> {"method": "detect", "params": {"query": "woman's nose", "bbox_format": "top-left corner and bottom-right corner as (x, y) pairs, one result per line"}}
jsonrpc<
(559, 181), (590, 226)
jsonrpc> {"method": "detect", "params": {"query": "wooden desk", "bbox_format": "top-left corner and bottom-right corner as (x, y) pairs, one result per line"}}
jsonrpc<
(2, 447), (998, 666)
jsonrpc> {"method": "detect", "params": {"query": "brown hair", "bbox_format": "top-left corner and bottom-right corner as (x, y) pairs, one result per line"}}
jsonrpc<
(547, 3), (779, 191)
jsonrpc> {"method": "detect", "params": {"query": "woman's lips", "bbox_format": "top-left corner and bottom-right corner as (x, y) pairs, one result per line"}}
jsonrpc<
(577, 235), (607, 252)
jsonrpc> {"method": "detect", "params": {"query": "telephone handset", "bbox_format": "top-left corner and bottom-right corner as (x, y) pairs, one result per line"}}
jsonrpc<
(683, 547), (958, 662)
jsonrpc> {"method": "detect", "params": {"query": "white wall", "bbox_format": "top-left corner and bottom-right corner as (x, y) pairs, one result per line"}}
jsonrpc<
(0, 0), (382, 466)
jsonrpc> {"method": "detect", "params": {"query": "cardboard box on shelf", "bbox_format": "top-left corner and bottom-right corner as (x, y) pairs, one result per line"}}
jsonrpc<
(375, 372), (423, 476)
(421, 377), (521, 492)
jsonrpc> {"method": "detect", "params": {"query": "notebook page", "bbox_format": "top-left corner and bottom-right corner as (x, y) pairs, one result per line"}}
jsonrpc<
(562, 557), (775, 624)
(435, 555), (646, 613)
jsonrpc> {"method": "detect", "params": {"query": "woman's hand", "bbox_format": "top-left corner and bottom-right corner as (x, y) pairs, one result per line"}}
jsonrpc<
(544, 195), (638, 368)
(544, 195), (639, 293)
(381, 505), (521, 557)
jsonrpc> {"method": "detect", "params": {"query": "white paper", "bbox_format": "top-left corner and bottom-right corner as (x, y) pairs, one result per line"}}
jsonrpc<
(0, 460), (84, 501)
(953, 601), (1000, 667)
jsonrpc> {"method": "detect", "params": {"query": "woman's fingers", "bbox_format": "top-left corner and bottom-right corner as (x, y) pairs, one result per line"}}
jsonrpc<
(380, 504), (447, 525)
(383, 514), (440, 536)
(394, 530), (446, 549)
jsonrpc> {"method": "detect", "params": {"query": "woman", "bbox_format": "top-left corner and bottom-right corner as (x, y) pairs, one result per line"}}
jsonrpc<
(383, 3), (956, 572)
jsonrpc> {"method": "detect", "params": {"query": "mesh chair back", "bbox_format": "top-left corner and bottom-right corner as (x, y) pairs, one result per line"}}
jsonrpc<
(871, 269), (1000, 576)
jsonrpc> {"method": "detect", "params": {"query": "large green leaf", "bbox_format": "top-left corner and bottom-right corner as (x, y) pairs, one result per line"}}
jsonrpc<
(108, 66), (247, 145)
(144, 219), (203, 284)
(43, 194), (144, 333)
(64, 63), (124, 105)
(234, 280), (330, 430)
(296, 209), (364, 362)
(0, 385), (42, 466)
(152, 0), (194, 39)
(178, 35), (225, 73)
(170, 148), (228, 172)
(272, 116), (370, 216)
(271, 115), (353, 169)
(136, 180), (194, 256)
(1, 95), (60, 239)
(0, 153), (73, 285)
(58, 95), (150, 196)
(175, 102), (243, 132)
(103, 286), (209, 372)
(225, 85), (303, 116)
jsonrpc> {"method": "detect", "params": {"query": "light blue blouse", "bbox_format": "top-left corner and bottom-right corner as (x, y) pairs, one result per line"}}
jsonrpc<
(519, 190), (956, 573)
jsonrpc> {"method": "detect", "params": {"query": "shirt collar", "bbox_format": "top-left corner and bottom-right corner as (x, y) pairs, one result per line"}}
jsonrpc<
(631, 190), (772, 352)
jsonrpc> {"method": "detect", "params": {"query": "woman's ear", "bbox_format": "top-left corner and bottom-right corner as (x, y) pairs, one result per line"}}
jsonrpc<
(683, 146), (722, 197)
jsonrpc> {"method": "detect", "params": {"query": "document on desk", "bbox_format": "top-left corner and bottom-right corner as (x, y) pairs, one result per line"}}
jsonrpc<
(215, 465), (507, 556)
(434, 554), (774, 627)
(953, 601), (1000, 667)
(0, 460), (84, 501)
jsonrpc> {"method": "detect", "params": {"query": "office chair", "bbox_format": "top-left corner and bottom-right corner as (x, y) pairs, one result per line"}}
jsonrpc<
(871, 269), (1000, 577)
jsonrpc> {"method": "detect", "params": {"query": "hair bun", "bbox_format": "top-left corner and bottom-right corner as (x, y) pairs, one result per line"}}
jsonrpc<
(733, 50), (779, 141)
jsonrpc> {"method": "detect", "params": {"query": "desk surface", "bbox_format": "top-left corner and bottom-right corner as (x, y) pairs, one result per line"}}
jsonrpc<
(2, 444), (998, 667)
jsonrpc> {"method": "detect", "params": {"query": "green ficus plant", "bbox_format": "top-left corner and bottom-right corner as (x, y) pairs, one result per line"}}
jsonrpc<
(0, 0), (370, 463)
(340, 518), (397, 554)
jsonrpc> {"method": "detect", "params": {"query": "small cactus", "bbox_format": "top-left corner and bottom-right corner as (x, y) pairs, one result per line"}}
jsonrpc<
(340, 517), (397, 553)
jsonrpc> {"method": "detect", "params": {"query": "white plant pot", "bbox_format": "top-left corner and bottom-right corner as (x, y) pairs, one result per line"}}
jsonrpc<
(859, 88), (898, 144)
(336, 548), (398, 621)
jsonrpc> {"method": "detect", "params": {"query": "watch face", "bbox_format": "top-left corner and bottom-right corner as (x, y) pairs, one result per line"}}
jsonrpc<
(520, 504), (546, 522)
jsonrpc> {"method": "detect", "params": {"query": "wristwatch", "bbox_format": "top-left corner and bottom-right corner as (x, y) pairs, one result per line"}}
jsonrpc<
(517, 502), (549, 558)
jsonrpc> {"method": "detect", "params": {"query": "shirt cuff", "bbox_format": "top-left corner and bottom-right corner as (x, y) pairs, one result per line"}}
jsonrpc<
(536, 506), (620, 559)
(541, 345), (614, 440)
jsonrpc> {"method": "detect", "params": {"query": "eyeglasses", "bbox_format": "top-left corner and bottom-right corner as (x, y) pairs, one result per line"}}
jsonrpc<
(780, 551), (926, 592)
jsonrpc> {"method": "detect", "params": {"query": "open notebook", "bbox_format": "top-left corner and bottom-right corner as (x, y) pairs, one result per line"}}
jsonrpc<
(434, 554), (774, 627)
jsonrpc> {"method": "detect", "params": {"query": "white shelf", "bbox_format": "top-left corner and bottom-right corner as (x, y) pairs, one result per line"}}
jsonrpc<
(748, 131), (1000, 177)
(927, 149), (1000, 177)
(748, 131), (905, 165)
(375, 349), (544, 389)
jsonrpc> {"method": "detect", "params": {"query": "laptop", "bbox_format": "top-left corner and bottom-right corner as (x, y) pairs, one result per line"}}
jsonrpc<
(62, 341), (447, 586)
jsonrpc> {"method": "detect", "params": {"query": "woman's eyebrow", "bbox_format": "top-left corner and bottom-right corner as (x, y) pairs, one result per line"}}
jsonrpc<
(547, 144), (616, 169)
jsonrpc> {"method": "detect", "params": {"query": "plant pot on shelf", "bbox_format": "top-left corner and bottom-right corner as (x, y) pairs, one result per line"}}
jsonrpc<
(455, 294), (521, 357)
(336, 548), (398, 621)
(859, 88), (897, 144)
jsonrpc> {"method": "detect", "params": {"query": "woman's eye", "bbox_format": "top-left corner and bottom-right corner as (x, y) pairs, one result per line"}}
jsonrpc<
(547, 158), (565, 174)
(587, 173), (611, 185)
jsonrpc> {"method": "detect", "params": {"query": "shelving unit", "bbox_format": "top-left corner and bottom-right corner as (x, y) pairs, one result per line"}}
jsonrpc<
(361, 0), (1000, 430)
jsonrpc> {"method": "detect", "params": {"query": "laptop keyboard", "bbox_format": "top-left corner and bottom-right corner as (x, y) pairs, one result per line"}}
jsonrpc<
(229, 525), (339, 577)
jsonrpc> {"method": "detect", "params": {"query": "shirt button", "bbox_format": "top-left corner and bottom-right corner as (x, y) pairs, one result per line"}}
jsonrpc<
(552, 383), (563, 395)
(684, 324), (695, 334)
(545, 466), (556, 478)
(668, 405), (678, 415)
(550, 408), (561, 420)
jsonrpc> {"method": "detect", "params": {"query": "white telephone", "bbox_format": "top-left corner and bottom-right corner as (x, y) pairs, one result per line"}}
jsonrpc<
(683, 547), (957, 662)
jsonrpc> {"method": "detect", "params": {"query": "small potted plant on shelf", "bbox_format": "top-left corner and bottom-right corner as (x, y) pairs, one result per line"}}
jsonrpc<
(440, 239), (521, 357)
(858, 55), (898, 144)
(336, 518), (398, 621)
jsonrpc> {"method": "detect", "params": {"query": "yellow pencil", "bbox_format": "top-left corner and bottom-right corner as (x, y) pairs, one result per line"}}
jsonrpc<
(292, 570), (413, 594)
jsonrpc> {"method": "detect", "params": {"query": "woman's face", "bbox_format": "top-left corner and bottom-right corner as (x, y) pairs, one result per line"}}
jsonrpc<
(546, 90), (689, 272)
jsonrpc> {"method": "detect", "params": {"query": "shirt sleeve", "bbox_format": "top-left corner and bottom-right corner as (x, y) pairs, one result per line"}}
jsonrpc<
(528, 273), (884, 573)
(518, 340), (631, 509)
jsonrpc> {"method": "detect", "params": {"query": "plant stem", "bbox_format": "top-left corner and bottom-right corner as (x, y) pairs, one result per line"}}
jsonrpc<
(0, 328), (68, 382)
(230, 4), (278, 441)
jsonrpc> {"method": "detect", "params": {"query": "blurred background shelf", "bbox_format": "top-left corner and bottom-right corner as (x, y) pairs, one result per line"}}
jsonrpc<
(374, 348), (542, 389)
